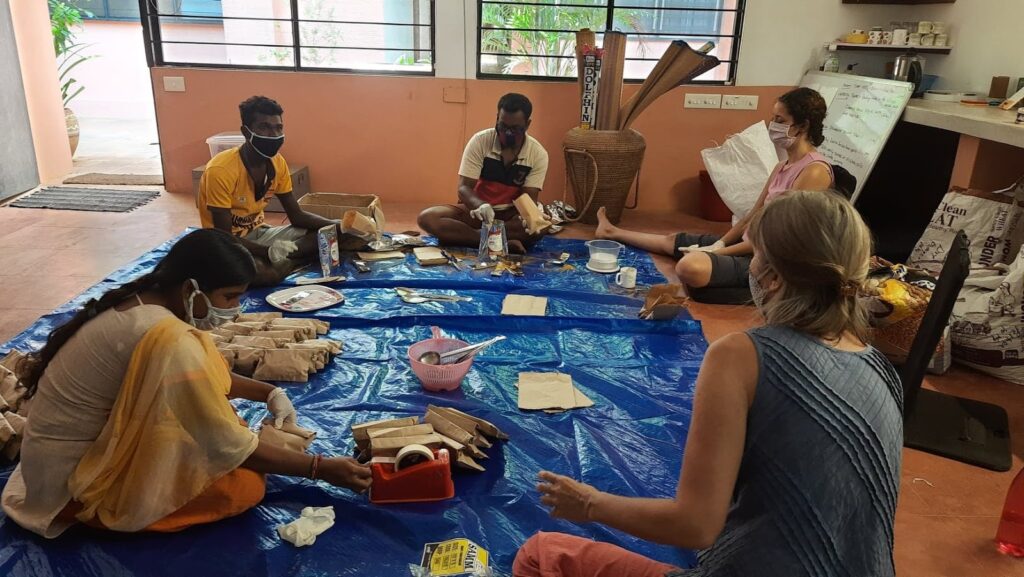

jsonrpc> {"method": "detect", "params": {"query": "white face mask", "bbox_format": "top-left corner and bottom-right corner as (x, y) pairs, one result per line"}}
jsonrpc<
(749, 268), (773, 313)
(768, 121), (797, 149)
(184, 279), (240, 330)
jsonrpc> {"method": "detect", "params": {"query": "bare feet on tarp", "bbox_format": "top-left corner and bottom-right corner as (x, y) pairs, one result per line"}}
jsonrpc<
(595, 207), (617, 240)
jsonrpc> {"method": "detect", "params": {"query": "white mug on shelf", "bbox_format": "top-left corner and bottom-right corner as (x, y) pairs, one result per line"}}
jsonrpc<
(892, 28), (908, 46)
(616, 267), (637, 289)
(918, 21), (933, 34)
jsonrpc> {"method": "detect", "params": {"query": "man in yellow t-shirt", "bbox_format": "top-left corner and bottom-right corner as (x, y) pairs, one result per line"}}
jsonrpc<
(197, 95), (360, 286)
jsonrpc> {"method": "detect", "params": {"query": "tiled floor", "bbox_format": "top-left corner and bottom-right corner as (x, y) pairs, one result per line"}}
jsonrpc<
(0, 193), (1021, 576)
(68, 116), (163, 178)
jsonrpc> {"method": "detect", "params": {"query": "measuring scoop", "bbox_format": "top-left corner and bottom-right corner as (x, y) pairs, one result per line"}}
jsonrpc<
(417, 336), (506, 365)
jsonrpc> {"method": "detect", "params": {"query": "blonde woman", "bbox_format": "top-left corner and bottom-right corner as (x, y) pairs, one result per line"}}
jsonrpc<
(517, 191), (902, 577)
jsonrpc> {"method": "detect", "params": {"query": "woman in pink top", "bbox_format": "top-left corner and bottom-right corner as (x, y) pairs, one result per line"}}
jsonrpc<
(596, 87), (833, 291)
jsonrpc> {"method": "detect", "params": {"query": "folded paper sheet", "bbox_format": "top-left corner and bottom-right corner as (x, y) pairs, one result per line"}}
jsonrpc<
(517, 372), (594, 411)
(501, 295), (548, 316)
(413, 247), (449, 266)
(356, 250), (405, 261)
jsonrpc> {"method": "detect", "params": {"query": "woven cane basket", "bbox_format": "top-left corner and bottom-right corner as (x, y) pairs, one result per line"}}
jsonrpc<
(563, 128), (646, 225)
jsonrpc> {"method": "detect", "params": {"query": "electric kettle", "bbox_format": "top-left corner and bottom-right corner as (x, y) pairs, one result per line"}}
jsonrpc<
(892, 51), (925, 96)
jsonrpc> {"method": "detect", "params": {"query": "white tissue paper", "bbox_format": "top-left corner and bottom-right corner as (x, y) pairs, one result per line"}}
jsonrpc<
(277, 506), (336, 547)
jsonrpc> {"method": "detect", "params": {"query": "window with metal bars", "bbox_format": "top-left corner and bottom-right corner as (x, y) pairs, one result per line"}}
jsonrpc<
(478, 0), (743, 84)
(137, 0), (435, 75)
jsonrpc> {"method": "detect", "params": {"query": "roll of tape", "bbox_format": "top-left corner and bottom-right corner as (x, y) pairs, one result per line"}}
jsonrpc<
(395, 444), (435, 471)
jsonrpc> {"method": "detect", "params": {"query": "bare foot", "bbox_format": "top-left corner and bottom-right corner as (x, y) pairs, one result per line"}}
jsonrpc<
(594, 207), (617, 239)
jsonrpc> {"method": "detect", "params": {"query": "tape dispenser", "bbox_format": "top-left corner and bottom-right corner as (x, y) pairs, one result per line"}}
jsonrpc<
(369, 444), (455, 504)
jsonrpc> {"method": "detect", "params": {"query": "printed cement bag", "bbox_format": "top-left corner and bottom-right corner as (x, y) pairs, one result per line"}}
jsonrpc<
(908, 179), (1024, 277)
(700, 121), (779, 219)
(949, 246), (1024, 384)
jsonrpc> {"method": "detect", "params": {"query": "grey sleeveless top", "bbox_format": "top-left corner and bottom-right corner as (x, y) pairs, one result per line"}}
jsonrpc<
(690, 325), (903, 577)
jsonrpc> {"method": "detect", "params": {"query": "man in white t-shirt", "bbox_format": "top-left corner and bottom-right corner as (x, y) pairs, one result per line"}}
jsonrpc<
(417, 93), (549, 252)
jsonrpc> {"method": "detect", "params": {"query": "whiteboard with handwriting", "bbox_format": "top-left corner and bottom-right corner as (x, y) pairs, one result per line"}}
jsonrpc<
(800, 71), (913, 202)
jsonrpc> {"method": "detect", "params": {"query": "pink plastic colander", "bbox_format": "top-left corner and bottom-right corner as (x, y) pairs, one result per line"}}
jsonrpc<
(408, 327), (475, 391)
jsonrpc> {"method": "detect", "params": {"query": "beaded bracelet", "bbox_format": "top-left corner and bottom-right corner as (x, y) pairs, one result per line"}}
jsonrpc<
(310, 454), (323, 480)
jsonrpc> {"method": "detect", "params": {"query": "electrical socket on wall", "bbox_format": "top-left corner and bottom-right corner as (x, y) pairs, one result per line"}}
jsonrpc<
(684, 93), (722, 109)
(721, 95), (759, 110)
(163, 76), (186, 92)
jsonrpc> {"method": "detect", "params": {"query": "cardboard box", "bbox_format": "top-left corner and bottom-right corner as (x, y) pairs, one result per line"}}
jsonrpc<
(192, 164), (310, 213)
(298, 192), (386, 231)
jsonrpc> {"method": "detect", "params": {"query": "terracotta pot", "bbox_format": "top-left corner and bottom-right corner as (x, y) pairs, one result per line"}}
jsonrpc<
(65, 107), (80, 156)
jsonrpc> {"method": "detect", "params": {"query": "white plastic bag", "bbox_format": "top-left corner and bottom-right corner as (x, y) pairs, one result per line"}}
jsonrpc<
(700, 121), (779, 219)
(908, 178), (1024, 277)
(950, 249), (1024, 384)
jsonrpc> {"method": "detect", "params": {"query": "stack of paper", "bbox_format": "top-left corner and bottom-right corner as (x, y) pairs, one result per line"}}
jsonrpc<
(517, 372), (594, 413)
(501, 295), (548, 316)
(414, 246), (449, 266)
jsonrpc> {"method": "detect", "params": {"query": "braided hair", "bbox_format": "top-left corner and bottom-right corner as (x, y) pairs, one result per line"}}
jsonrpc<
(17, 229), (255, 398)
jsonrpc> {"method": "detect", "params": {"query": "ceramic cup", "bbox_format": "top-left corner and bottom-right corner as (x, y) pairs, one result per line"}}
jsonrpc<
(892, 29), (908, 46)
(921, 33), (935, 47)
(869, 29), (883, 44)
(934, 33), (948, 47)
(908, 32), (922, 46)
(932, 22), (946, 34)
(918, 21), (933, 34)
(616, 267), (637, 289)
(882, 31), (893, 44)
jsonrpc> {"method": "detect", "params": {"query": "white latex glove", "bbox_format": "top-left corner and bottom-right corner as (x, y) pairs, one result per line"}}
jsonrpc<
(679, 240), (725, 254)
(267, 387), (297, 429)
(268, 239), (299, 265)
(470, 203), (495, 224)
(277, 506), (335, 547)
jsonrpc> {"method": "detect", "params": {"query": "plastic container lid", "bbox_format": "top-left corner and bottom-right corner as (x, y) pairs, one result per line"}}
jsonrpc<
(206, 132), (245, 144)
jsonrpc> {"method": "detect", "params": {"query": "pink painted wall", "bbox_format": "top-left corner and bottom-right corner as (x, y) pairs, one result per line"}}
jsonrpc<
(151, 67), (787, 214)
(9, 0), (73, 184)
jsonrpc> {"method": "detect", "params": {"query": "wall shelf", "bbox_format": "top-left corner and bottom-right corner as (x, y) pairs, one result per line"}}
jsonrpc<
(829, 42), (952, 54)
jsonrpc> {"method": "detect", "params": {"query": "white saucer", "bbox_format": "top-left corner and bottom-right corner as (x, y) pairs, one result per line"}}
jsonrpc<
(586, 262), (620, 274)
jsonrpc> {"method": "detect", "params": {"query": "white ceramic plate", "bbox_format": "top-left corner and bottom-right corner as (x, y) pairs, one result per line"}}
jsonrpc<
(586, 262), (620, 274)
(266, 285), (345, 312)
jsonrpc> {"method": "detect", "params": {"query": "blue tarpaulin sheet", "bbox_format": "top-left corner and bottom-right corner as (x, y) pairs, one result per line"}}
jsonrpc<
(0, 234), (706, 576)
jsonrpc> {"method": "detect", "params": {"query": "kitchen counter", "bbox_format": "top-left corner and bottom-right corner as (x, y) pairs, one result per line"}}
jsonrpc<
(903, 99), (1024, 149)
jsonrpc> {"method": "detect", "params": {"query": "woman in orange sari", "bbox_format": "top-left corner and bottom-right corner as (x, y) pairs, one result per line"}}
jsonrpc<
(2, 229), (369, 538)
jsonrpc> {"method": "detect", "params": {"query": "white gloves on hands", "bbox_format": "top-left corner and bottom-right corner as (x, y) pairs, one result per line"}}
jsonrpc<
(470, 203), (495, 224)
(268, 240), (299, 265)
(680, 240), (726, 254)
(277, 506), (335, 547)
(267, 387), (297, 429)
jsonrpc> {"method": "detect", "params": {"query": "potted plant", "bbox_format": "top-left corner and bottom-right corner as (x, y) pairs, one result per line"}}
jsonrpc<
(50, 0), (94, 156)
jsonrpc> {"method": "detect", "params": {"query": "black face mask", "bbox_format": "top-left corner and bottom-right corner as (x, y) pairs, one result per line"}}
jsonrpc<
(243, 126), (285, 159)
(495, 124), (526, 150)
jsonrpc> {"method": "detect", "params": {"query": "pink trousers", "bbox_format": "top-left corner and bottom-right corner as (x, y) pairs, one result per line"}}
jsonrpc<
(513, 532), (683, 577)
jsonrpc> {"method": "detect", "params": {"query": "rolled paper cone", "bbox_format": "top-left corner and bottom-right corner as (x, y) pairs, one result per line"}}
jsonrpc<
(575, 29), (596, 103)
(619, 41), (683, 130)
(619, 41), (720, 130)
(341, 210), (378, 239)
(596, 31), (626, 130)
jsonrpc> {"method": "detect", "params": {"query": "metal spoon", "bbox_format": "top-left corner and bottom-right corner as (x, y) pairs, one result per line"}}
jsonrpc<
(418, 336), (507, 365)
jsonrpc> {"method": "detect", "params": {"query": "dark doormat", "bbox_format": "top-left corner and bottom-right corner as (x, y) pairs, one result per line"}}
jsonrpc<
(63, 173), (163, 186)
(10, 187), (160, 212)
